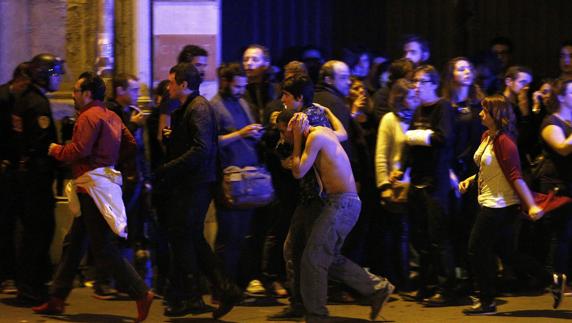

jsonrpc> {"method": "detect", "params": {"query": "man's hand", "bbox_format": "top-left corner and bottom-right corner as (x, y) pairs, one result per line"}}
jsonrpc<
(130, 111), (148, 127)
(239, 123), (264, 139)
(48, 143), (61, 156)
(289, 113), (309, 136)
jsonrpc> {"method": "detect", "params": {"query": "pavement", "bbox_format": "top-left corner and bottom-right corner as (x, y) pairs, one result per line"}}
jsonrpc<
(1, 288), (571, 323)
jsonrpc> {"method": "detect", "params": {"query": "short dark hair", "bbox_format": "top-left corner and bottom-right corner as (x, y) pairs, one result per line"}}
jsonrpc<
(490, 36), (513, 53)
(170, 63), (202, 92)
(112, 73), (138, 98)
(277, 109), (296, 125)
(78, 71), (106, 101)
(154, 79), (170, 97)
(245, 44), (271, 63)
(177, 45), (208, 64)
(217, 62), (246, 82)
(282, 74), (314, 107)
(504, 65), (532, 80)
(388, 58), (414, 83)
(401, 34), (430, 54)
(413, 64), (440, 86)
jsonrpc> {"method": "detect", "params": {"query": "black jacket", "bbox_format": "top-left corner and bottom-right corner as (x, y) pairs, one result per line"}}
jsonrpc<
(156, 93), (218, 188)
(12, 84), (57, 174)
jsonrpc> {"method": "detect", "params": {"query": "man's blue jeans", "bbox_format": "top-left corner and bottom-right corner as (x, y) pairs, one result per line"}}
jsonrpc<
(300, 193), (382, 317)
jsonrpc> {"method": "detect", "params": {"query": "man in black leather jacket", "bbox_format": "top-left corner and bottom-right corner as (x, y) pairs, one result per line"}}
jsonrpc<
(154, 63), (241, 319)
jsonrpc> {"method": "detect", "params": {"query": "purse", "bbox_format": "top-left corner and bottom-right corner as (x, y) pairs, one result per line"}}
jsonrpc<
(221, 165), (275, 209)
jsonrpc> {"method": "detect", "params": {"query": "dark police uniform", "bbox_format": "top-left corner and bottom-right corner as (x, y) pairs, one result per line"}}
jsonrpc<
(11, 84), (57, 303)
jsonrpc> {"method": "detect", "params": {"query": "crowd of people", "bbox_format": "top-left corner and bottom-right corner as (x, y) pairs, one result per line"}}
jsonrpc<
(1, 34), (572, 321)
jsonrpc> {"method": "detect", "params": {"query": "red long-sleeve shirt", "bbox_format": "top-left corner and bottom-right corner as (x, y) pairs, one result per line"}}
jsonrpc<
(51, 100), (135, 179)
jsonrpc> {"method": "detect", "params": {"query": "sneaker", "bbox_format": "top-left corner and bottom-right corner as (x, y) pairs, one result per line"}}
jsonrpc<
(32, 297), (65, 315)
(551, 273), (567, 309)
(1, 280), (17, 294)
(246, 279), (266, 297)
(267, 306), (305, 321)
(463, 301), (497, 315)
(93, 283), (118, 300)
(370, 282), (395, 321)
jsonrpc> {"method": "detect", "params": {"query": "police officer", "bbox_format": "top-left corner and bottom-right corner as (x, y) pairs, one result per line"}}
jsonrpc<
(11, 53), (64, 305)
(0, 62), (31, 294)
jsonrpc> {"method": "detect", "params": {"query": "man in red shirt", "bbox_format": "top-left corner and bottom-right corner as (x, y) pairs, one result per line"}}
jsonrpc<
(32, 72), (153, 322)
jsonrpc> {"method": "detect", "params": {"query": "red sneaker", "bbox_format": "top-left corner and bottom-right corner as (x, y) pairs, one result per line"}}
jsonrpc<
(135, 291), (154, 322)
(32, 297), (65, 315)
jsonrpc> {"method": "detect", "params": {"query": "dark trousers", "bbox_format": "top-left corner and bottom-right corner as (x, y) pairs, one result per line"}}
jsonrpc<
(215, 205), (255, 287)
(0, 169), (17, 282)
(13, 171), (55, 298)
(542, 204), (572, 274)
(261, 199), (296, 283)
(468, 205), (519, 304)
(50, 193), (148, 300)
(408, 186), (456, 293)
(162, 183), (229, 302)
(372, 209), (410, 290)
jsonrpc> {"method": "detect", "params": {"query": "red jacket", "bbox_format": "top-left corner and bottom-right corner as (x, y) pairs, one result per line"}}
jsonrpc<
(51, 100), (135, 179)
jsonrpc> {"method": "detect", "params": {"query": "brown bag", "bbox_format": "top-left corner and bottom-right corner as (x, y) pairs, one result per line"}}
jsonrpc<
(221, 166), (275, 209)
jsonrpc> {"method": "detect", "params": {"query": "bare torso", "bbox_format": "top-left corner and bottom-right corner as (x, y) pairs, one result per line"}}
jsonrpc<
(310, 126), (356, 194)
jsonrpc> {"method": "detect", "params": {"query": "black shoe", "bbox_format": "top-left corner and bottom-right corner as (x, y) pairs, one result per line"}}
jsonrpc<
(550, 273), (567, 309)
(463, 301), (497, 315)
(213, 284), (243, 320)
(267, 306), (305, 321)
(164, 298), (215, 317)
(423, 292), (456, 307)
(400, 287), (434, 302)
(370, 282), (395, 321)
(93, 283), (118, 300)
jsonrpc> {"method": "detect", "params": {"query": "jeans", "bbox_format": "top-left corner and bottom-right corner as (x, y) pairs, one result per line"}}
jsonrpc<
(408, 186), (456, 293)
(283, 197), (323, 309)
(468, 205), (519, 304)
(51, 193), (149, 300)
(300, 193), (382, 317)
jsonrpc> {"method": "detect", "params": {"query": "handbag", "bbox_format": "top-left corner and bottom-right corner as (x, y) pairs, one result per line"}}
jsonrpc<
(221, 165), (275, 209)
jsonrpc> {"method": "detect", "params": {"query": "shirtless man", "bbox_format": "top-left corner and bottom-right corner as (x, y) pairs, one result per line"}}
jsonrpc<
(277, 110), (394, 322)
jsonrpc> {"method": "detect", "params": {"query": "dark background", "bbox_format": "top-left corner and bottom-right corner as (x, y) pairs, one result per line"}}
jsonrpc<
(222, 0), (572, 79)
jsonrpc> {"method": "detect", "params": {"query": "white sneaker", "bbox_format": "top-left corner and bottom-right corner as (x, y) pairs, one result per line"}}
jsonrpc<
(246, 279), (266, 296)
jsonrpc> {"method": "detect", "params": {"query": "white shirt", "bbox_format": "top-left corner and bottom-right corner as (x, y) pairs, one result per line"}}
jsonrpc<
(474, 136), (520, 208)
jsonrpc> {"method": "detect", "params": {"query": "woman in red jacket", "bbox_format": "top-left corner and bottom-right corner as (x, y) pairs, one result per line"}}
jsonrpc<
(458, 94), (543, 315)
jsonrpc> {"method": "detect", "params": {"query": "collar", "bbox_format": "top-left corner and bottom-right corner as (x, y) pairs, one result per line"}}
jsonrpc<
(79, 100), (104, 114)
